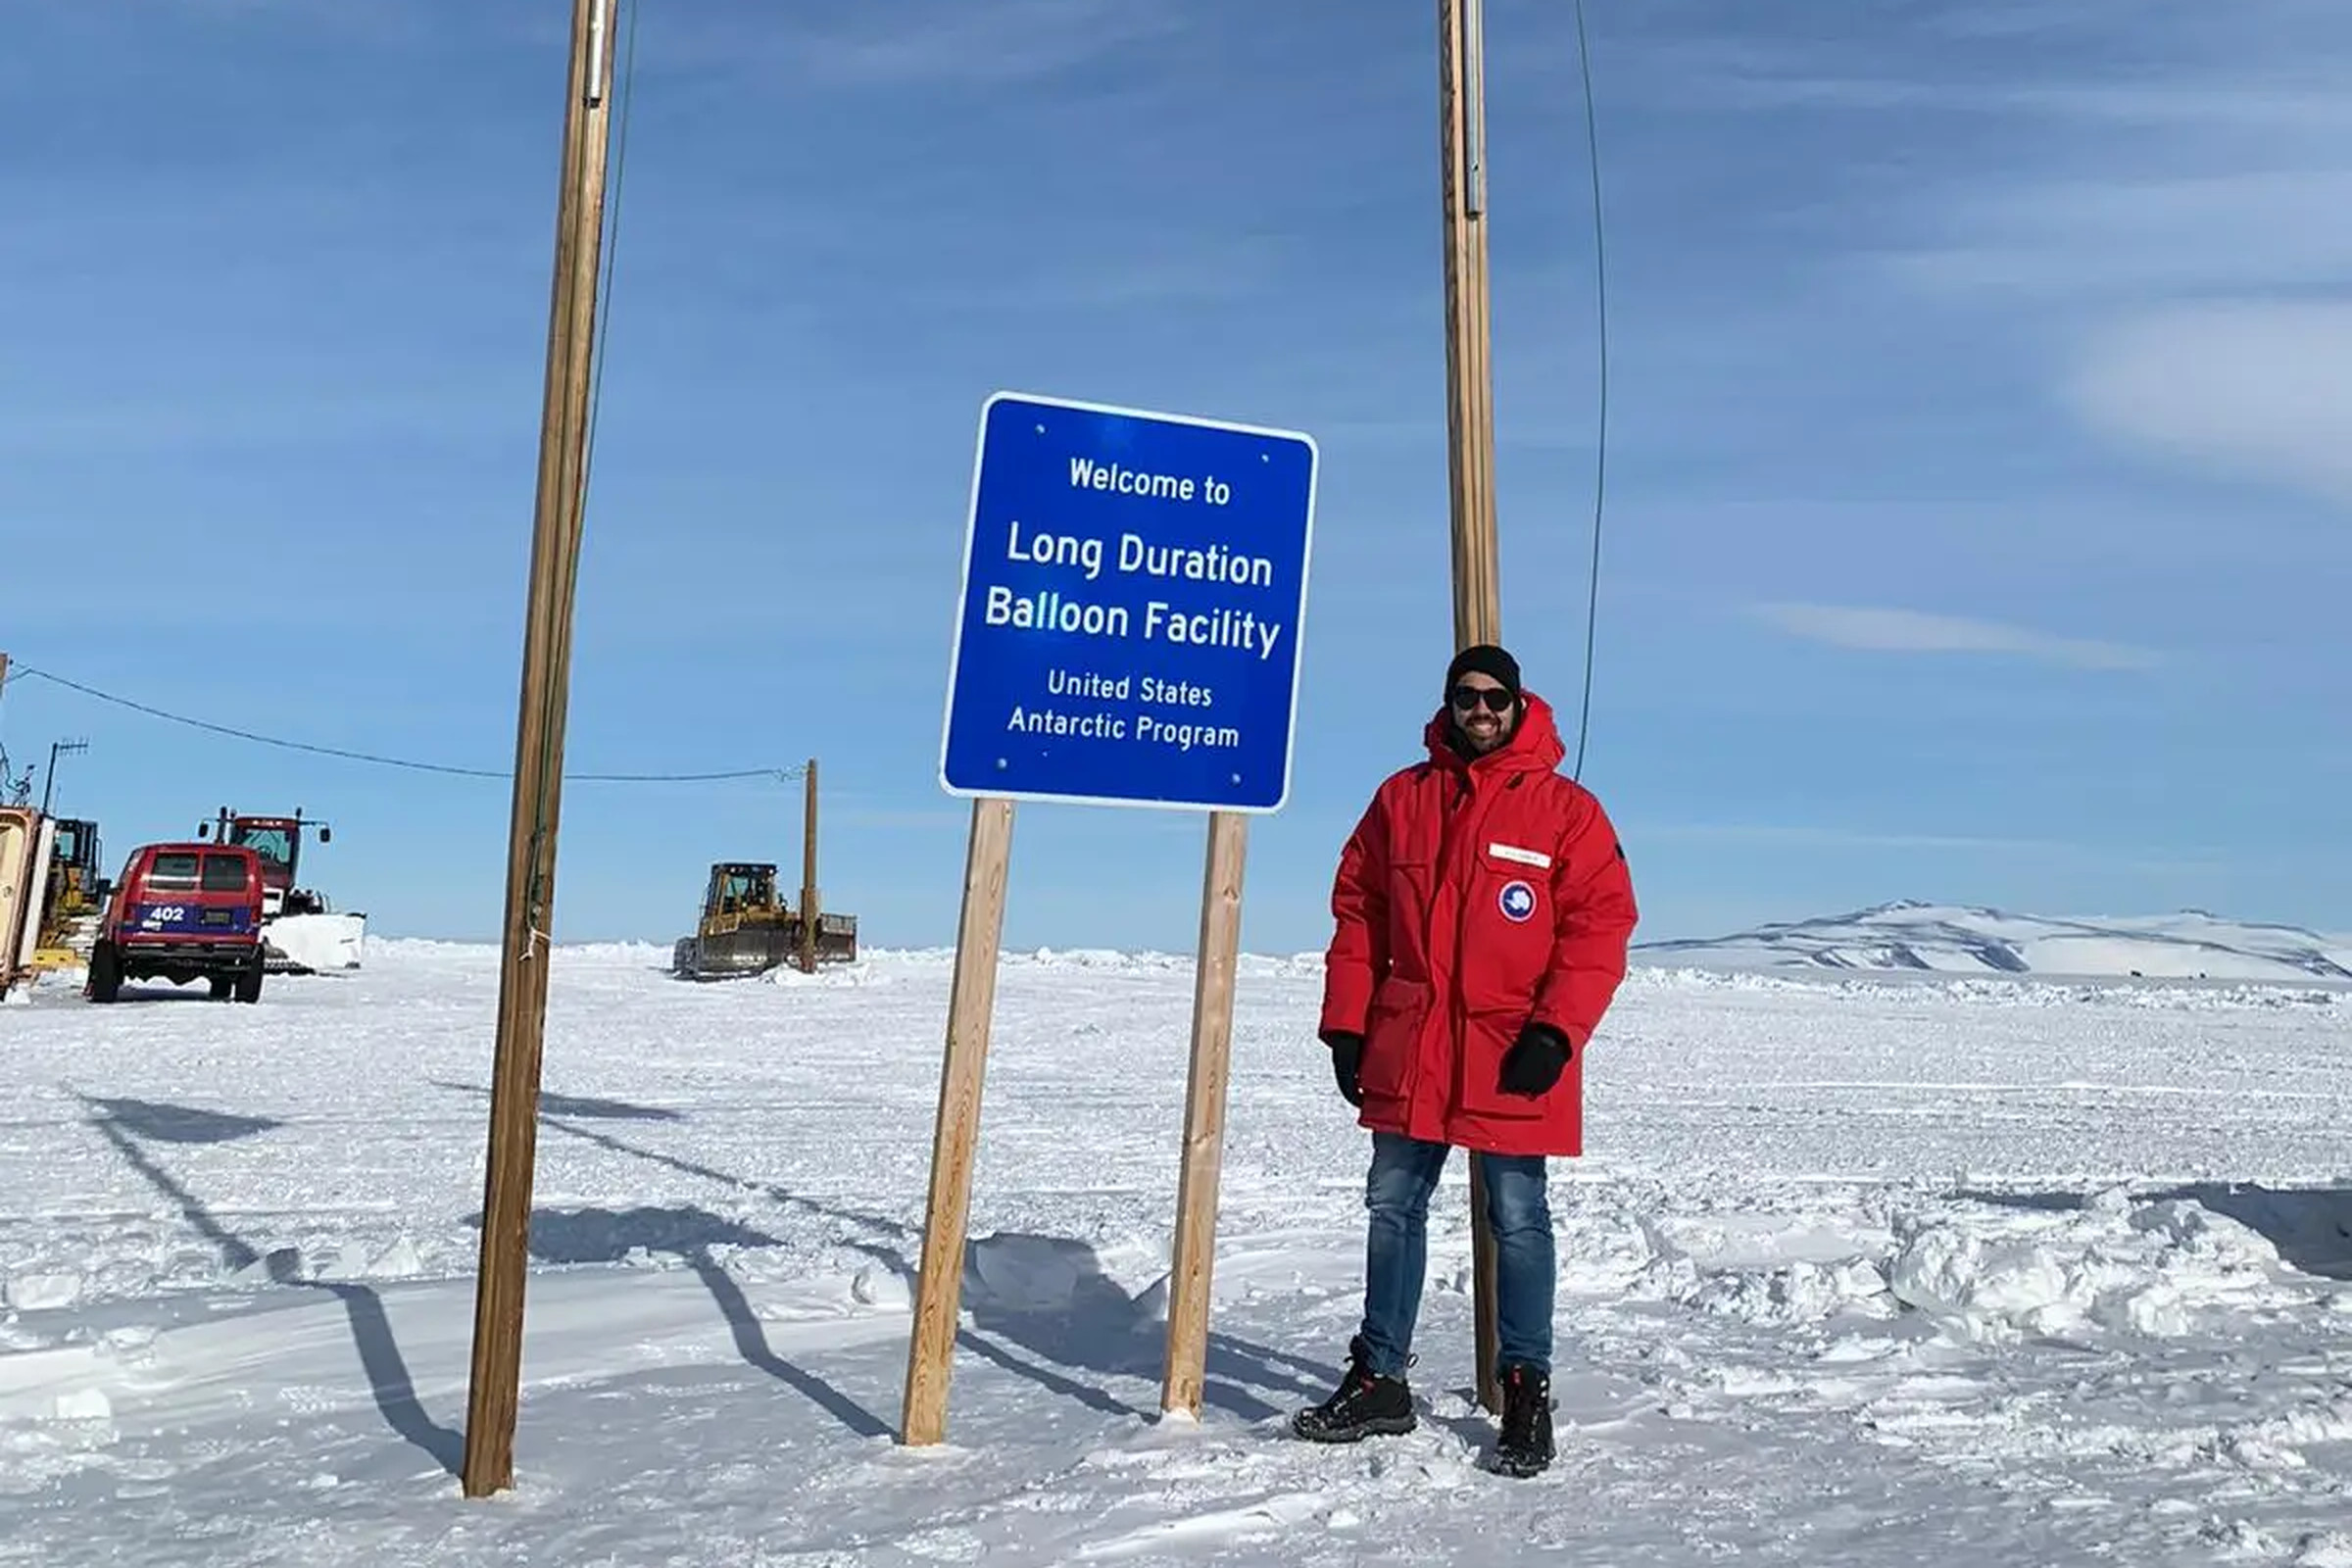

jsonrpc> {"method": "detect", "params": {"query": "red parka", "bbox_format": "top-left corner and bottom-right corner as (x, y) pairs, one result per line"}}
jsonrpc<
(1318, 690), (1639, 1157)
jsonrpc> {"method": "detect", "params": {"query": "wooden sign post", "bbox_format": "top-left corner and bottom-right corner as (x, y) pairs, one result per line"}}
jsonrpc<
(461, 0), (620, 1500)
(1159, 809), (1248, 1417)
(902, 391), (1318, 1443)
(900, 794), (1016, 1445)
(1439, 0), (1508, 1418)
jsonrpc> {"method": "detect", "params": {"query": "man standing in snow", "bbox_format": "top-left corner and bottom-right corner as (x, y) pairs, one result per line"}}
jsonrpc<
(1294, 643), (1639, 1478)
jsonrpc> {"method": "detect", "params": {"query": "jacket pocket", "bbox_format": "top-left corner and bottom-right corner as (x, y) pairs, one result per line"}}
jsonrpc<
(1381, 855), (1434, 981)
(1453, 1004), (1548, 1120)
(1358, 977), (1428, 1102)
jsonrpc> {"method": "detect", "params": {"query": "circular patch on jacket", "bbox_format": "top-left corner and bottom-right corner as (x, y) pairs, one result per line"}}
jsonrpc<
(1497, 880), (1537, 922)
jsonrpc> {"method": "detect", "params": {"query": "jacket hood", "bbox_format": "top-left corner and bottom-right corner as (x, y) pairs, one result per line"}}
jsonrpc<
(1421, 688), (1567, 775)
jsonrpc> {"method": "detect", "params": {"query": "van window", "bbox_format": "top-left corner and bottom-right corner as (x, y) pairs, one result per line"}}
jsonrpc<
(200, 855), (251, 893)
(145, 852), (202, 889)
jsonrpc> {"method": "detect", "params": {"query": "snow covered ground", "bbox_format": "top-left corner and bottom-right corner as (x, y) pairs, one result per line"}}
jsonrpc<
(3, 939), (2350, 1564)
(1638, 900), (2352, 982)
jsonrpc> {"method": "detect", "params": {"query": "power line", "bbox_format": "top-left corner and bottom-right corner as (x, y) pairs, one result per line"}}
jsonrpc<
(0, 18), (788, 795)
(7, 665), (801, 784)
(1568, 0), (1609, 783)
(582, 0), (639, 510)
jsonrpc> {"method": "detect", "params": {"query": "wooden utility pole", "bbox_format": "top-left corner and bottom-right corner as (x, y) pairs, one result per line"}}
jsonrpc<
(1439, 0), (1506, 1417)
(798, 757), (819, 974)
(462, 0), (621, 1500)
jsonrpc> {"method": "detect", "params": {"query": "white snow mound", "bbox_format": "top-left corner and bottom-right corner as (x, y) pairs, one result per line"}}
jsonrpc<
(1640, 900), (2352, 982)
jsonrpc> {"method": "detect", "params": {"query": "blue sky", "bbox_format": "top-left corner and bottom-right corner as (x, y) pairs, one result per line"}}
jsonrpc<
(2, 0), (2346, 954)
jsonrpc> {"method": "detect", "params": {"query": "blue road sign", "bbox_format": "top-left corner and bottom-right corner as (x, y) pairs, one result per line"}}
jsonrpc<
(939, 391), (1319, 812)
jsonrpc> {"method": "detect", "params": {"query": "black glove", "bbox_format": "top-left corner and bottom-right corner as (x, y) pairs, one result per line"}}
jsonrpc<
(1497, 1023), (1571, 1097)
(1324, 1031), (1364, 1106)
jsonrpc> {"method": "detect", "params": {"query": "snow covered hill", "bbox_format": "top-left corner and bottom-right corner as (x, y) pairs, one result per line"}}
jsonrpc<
(1636, 901), (2352, 983)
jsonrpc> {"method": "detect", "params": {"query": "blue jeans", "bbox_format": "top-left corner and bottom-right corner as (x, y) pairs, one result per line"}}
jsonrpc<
(1355, 1131), (1553, 1381)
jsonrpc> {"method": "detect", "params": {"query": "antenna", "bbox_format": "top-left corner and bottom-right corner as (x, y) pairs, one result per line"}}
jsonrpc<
(39, 737), (88, 815)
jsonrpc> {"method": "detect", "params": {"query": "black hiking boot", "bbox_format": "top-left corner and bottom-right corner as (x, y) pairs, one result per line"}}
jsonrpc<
(1291, 1337), (1416, 1443)
(1488, 1363), (1554, 1477)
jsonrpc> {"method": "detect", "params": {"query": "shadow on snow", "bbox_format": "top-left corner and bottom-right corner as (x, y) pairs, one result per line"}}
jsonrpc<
(72, 1091), (465, 1478)
(425, 1079), (1332, 1430)
(505, 1202), (895, 1441)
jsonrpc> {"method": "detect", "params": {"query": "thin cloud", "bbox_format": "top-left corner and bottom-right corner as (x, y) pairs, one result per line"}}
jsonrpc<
(1751, 604), (2161, 670)
(1693, 73), (2352, 137)
(1876, 170), (2352, 301)
(651, 0), (1184, 89)
(830, 806), (969, 832)
(1583, 3), (2352, 543)
(2065, 300), (2352, 508)
(54, 0), (442, 46)
(1640, 821), (2075, 853)
(1633, 820), (2228, 873)
(0, 390), (524, 456)
(908, 230), (1290, 312)
(1745, 7), (2352, 515)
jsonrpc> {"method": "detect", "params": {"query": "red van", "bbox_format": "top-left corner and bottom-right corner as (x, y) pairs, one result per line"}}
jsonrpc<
(86, 842), (269, 1003)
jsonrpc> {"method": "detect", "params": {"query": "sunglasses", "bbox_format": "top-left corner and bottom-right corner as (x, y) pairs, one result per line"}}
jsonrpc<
(1449, 683), (1515, 713)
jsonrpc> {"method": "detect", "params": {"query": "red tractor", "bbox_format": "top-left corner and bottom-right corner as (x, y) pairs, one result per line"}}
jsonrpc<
(196, 807), (366, 972)
(200, 807), (331, 916)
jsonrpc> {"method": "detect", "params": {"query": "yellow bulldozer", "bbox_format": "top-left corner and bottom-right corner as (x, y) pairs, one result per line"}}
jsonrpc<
(670, 861), (857, 980)
(667, 760), (856, 980)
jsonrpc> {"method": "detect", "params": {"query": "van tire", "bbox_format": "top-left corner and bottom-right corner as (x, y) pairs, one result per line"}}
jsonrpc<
(87, 943), (122, 1004)
(234, 963), (264, 1004)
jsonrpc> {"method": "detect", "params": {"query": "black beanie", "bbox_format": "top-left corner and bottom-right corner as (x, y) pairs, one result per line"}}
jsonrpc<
(1446, 643), (1521, 697)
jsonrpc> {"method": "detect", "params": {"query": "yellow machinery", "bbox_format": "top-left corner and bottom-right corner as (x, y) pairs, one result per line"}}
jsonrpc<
(670, 861), (856, 979)
(30, 815), (103, 969)
(0, 807), (47, 994)
(0, 808), (107, 991)
(668, 759), (856, 980)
